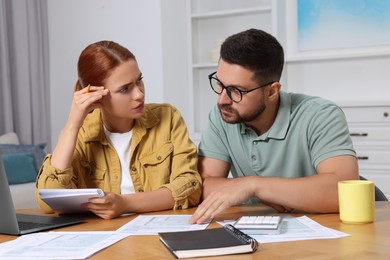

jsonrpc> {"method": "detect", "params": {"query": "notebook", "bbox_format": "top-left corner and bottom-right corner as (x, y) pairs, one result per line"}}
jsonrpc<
(158, 224), (258, 258)
(39, 188), (104, 213)
(0, 152), (83, 235)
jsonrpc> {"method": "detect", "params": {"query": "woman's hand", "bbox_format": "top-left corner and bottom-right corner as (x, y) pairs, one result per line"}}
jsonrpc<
(86, 188), (175, 219)
(67, 86), (109, 130)
(87, 192), (126, 219)
(50, 86), (109, 170)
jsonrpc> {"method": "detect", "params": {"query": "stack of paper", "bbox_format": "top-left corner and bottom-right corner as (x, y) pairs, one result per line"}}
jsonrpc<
(0, 214), (349, 259)
(0, 232), (128, 259)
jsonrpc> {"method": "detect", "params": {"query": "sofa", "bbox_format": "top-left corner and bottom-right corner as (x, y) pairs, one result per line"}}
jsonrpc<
(0, 132), (44, 209)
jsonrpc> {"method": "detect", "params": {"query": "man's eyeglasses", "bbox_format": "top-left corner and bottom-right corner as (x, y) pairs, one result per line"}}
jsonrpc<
(208, 72), (276, 103)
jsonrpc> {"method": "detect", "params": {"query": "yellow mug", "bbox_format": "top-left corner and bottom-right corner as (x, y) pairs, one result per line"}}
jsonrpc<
(338, 180), (375, 224)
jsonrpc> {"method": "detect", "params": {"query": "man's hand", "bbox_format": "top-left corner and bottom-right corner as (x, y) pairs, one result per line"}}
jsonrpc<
(189, 177), (254, 224)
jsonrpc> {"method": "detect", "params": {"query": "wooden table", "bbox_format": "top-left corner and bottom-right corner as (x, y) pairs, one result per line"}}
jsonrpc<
(1, 202), (389, 259)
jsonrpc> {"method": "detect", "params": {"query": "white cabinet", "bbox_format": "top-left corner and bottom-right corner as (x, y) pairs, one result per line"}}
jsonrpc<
(185, 0), (275, 139)
(341, 104), (390, 199)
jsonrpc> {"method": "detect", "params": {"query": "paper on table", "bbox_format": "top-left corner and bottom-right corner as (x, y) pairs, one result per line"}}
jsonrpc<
(0, 231), (128, 259)
(116, 215), (210, 235)
(218, 215), (349, 243)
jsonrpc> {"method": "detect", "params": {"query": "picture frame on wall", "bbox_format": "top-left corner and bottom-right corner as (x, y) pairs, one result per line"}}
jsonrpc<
(285, 0), (390, 61)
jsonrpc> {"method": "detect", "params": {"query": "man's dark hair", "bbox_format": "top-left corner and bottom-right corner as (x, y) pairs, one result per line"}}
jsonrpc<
(220, 28), (284, 83)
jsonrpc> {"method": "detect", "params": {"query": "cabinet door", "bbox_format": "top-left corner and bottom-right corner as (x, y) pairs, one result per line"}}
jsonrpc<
(354, 148), (390, 170)
(342, 106), (390, 123)
(349, 125), (390, 147)
(341, 105), (390, 200)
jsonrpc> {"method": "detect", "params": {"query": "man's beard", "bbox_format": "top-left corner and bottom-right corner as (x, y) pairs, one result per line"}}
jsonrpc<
(218, 101), (266, 124)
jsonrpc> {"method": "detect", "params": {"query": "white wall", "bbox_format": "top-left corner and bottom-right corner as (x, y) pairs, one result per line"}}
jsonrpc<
(47, 0), (167, 150)
(285, 56), (390, 105)
(161, 1), (191, 125)
(47, 1), (390, 150)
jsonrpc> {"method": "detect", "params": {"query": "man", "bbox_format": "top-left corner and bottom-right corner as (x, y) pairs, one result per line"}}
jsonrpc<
(189, 28), (358, 224)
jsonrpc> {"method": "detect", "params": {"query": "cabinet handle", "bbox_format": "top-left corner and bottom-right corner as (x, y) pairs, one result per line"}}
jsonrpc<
(384, 112), (389, 117)
(350, 133), (368, 137)
(357, 156), (369, 160)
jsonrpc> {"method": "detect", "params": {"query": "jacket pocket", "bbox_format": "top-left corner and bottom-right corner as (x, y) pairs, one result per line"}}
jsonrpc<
(139, 142), (173, 184)
(80, 160), (107, 187)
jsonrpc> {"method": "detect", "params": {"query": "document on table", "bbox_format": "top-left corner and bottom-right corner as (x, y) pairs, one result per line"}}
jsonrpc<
(116, 215), (210, 235)
(219, 215), (350, 243)
(0, 232), (128, 259)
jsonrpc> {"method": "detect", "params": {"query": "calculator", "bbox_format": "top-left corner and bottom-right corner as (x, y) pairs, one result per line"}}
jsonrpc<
(234, 216), (283, 235)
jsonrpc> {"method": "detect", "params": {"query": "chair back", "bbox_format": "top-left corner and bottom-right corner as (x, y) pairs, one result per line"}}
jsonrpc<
(359, 176), (388, 201)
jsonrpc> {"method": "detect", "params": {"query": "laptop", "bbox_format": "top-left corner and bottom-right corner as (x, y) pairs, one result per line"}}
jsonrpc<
(0, 152), (84, 235)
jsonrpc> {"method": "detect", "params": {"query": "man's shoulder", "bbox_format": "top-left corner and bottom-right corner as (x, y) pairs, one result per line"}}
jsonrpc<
(286, 92), (340, 112)
(208, 104), (219, 117)
(202, 105), (243, 141)
(208, 105), (237, 127)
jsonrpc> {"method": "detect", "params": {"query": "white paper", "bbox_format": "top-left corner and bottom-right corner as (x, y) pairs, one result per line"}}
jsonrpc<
(116, 215), (209, 235)
(0, 231), (128, 259)
(219, 215), (350, 243)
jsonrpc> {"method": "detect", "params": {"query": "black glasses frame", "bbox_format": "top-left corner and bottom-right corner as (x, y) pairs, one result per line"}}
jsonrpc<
(208, 72), (276, 103)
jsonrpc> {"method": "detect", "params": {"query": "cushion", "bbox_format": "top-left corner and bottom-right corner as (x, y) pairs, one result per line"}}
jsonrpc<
(0, 132), (20, 144)
(2, 153), (37, 184)
(0, 143), (46, 171)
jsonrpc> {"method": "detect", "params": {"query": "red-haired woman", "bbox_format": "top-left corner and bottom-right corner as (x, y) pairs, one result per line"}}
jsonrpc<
(36, 41), (201, 219)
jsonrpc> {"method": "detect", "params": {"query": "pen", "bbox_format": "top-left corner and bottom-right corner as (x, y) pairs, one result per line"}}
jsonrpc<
(84, 84), (91, 93)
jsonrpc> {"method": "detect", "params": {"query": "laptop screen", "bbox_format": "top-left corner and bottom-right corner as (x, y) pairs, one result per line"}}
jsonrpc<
(0, 152), (22, 234)
(0, 152), (84, 235)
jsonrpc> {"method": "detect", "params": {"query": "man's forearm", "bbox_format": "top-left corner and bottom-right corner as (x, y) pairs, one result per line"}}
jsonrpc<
(203, 174), (341, 213)
(201, 177), (231, 200)
(252, 174), (341, 213)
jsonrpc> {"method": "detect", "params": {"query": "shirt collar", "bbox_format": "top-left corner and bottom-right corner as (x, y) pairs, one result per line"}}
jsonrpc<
(83, 106), (160, 144)
(268, 91), (290, 140)
(240, 91), (291, 140)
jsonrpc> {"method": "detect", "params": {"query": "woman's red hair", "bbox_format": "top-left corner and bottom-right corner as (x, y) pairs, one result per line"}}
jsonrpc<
(75, 41), (136, 91)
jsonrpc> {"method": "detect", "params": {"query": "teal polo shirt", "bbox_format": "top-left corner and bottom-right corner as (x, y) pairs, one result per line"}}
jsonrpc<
(198, 91), (356, 178)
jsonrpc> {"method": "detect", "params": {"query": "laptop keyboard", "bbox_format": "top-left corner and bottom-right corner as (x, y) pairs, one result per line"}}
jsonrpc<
(18, 221), (54, 230)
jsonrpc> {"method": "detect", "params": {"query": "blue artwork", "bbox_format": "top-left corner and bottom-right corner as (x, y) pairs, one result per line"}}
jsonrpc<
(298, 0), (390, 51)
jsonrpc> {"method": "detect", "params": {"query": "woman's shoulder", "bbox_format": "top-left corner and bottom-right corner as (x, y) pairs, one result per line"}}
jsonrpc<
(141, 103), (184, 127)
(145, 103), (176, 111)
(144, 103), (181, 116)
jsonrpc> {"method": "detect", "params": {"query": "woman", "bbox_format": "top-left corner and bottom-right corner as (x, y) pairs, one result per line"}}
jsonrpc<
(35, 41), (202, 219)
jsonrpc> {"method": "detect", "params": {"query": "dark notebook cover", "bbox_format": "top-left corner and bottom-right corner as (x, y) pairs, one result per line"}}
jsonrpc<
(159, 224), (258, 258)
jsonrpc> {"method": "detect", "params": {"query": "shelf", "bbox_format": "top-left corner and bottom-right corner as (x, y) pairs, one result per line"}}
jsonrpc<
(338, 100), (390, 107)
(191, 7), (271, 19)
(192, 63), (218, 69)
(286, 48), (390, 63)
(187, 0), (275, 133)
